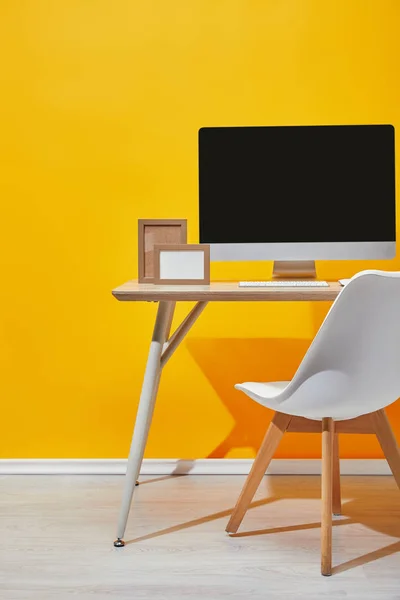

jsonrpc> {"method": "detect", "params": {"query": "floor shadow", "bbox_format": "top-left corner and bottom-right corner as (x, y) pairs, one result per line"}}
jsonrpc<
(124, 496), (277, 545)
(332, 541), (400, 574)
(136, 475), (180, 485)
(228, 517), (354, 538)
(233, 476), (400, 572)
(137, 460), (197, 485)
(125, 475), (400, 574)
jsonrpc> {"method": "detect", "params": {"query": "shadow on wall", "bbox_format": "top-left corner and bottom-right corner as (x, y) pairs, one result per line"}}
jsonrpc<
(185, 301), (331, 459)
(186, 336), (312, 459)
(185, 301), (399, 459)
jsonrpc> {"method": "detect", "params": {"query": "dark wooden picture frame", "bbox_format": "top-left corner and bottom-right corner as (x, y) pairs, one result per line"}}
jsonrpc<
(153, 244), (210, 285)
(138, 219), (187, 283)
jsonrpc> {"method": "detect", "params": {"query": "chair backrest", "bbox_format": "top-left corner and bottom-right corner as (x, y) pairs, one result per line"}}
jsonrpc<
(281, 270), (400, 419)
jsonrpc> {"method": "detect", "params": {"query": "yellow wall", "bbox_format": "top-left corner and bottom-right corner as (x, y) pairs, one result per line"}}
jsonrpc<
(1, 0), (399, 459)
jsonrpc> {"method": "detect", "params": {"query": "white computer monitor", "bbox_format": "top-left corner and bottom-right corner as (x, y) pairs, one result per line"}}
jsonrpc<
(198, 125), (396, 277)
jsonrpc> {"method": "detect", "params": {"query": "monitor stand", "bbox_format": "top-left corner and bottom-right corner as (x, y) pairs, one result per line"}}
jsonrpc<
(272, 260), (316, 279)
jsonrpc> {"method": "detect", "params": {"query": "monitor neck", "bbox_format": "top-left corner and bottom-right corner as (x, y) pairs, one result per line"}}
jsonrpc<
(272, 260), (316, 279)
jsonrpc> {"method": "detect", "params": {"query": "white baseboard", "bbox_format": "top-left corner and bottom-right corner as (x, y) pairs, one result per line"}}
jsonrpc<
(0, 458), (390, 475)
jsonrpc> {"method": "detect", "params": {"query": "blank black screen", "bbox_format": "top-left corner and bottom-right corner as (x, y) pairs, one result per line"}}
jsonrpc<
(199, 125), (395, 244)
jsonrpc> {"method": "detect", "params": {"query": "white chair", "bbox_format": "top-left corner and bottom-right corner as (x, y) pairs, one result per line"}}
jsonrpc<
(226, 270), (400, 576)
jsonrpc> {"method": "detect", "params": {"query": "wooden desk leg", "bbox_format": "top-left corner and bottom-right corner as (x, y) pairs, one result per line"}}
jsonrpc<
(114, 301), (175, 547)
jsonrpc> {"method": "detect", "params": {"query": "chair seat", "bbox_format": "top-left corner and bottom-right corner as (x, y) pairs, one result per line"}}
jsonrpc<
(235, 380), (355, 420)
(235, 380), (290, 412)
(235, 380), (380, 420)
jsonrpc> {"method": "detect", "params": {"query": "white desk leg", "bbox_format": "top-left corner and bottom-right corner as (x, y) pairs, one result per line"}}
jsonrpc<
(114, 300), (175, 547)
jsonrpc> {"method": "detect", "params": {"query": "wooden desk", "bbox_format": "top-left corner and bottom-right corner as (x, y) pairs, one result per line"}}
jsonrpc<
(113, 280), (342, 302)
(111, 280), (342, 546)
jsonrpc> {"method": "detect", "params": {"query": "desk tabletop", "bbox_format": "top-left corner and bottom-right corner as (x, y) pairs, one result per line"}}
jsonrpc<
(112, 280), (342, 302)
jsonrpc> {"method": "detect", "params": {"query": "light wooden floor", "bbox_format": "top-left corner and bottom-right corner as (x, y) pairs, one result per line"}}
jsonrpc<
(0, 474), (399, 599)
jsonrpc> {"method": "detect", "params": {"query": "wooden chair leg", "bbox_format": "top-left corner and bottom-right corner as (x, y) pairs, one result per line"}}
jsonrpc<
(370, 409), (400, 489)
(321, 417), (334, 576)
(226, 412), (292, 534)
(332, 433), (341, 515)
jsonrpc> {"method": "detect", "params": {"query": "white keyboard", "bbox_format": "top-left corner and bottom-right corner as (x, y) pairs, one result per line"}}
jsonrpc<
(238, 280), (329, 287)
